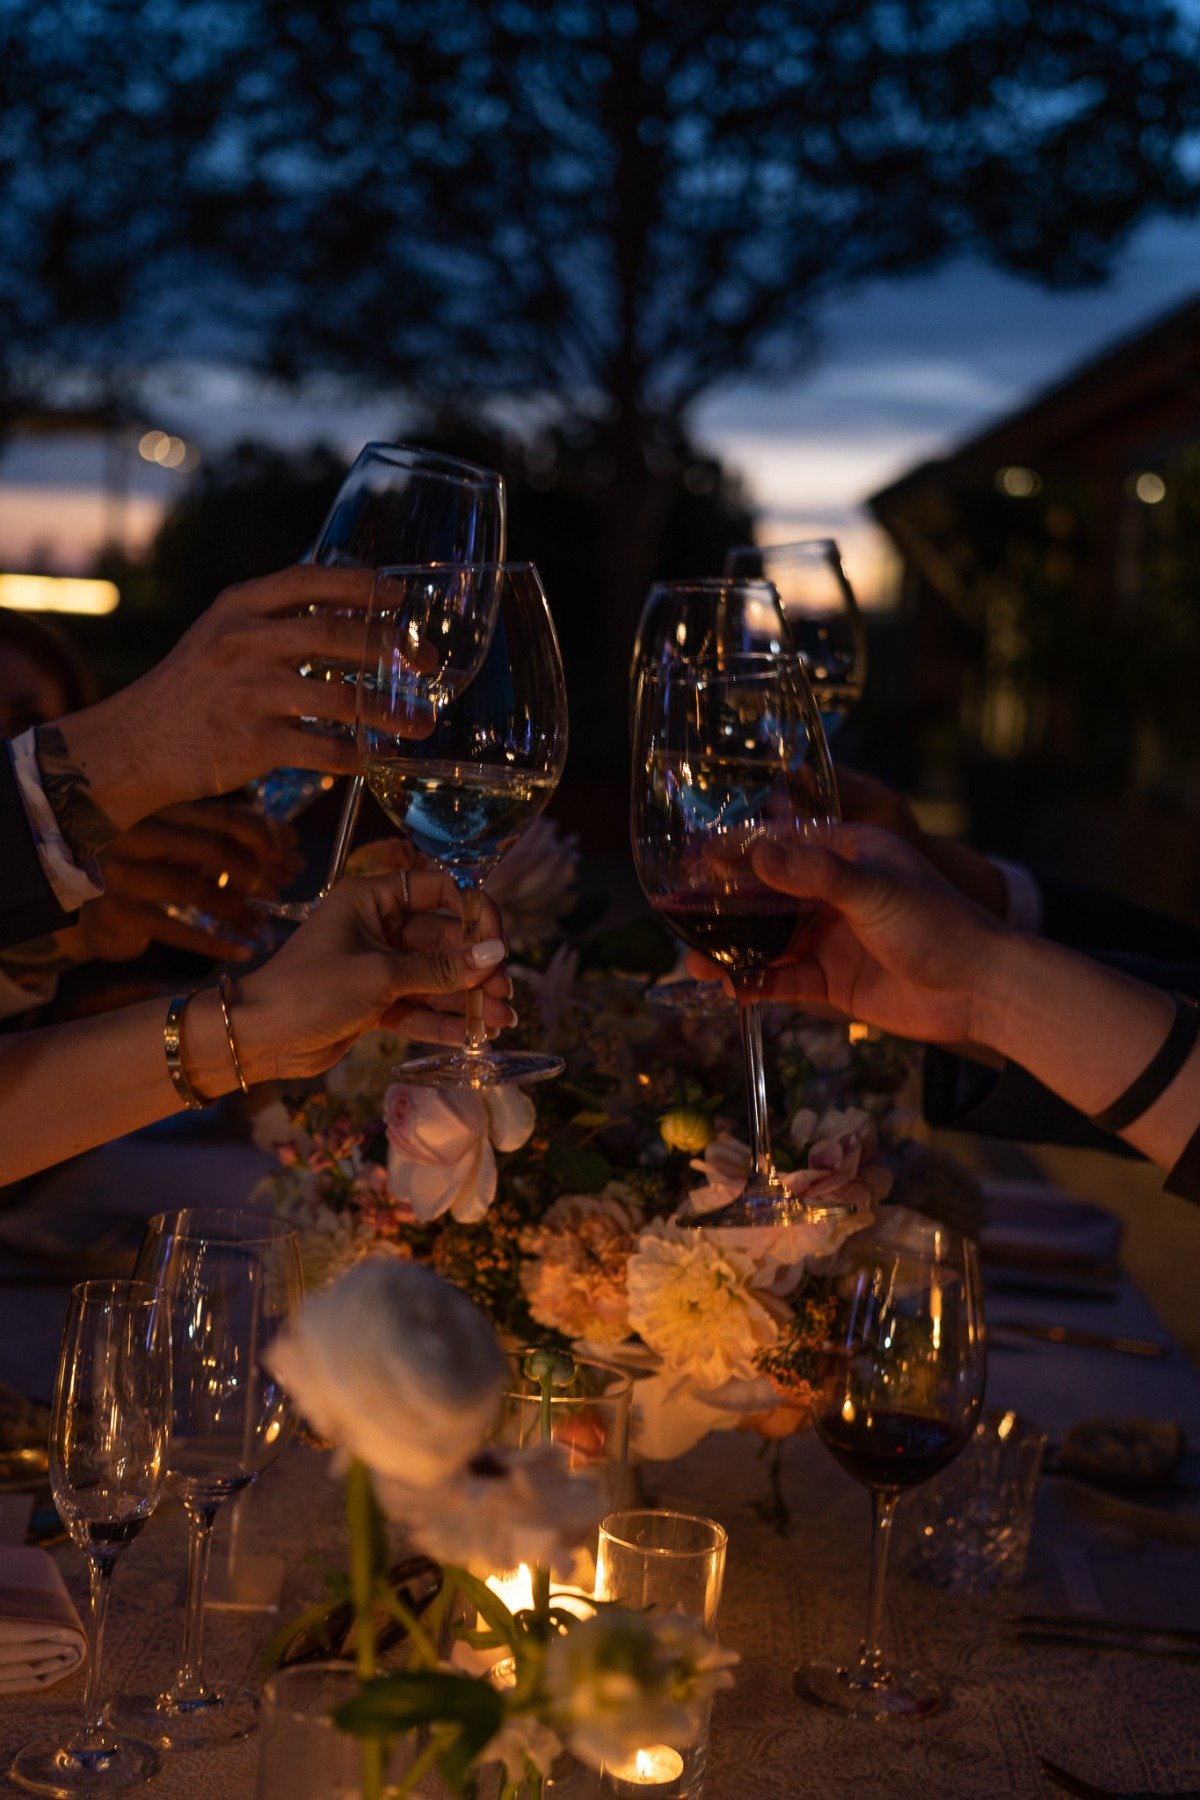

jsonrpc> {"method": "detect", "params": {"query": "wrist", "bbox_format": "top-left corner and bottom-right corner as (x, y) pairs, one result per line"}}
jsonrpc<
(177, 990), (240, 1103)
(963, 919), (1028, 1057)
(52, 686), (177, 838)
(224, 971), (281, 1086)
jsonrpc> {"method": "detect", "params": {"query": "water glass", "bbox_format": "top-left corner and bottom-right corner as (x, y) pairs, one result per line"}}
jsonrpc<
(901, 1408), (1046, 1592)
(257, 1664), (427, 1798)
(595, 1510), (728, 1800)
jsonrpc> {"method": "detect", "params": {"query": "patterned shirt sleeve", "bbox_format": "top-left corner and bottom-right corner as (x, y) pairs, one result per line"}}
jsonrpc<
(8, 729), (105, 912)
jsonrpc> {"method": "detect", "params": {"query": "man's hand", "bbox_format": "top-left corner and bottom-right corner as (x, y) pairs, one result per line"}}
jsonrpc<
(35, 566), (375, 860)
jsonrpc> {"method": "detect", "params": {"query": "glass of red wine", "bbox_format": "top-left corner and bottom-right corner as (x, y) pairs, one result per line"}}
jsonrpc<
(794, 1208), (987, 1719)
(631, 652), (846, 1228)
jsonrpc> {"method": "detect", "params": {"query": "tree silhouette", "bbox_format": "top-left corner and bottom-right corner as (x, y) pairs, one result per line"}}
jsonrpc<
(6, 0), (1200, 768)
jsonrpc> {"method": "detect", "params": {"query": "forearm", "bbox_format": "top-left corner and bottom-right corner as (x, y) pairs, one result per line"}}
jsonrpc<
(974, 932), (1198, 1170)
(0, 989), (253, 1185)
(35, 684), (182, 859)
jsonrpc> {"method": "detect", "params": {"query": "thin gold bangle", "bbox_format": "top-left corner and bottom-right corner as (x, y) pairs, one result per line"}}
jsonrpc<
(164, 993), (207, 1110)
(218, 975), (250, 1095)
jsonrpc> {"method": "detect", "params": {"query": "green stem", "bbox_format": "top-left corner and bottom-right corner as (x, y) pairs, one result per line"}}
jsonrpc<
(347, 1460), (385, 1800)
(534, 1369), (554, 1632)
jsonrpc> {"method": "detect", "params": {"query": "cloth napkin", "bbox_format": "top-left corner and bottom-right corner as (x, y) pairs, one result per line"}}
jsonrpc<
(0, 1546), (86, 1693)
(979, 1179), (1124, 1267)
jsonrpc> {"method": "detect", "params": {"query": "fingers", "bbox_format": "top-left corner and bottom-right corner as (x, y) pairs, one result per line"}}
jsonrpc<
(104, 858), (267, 941)
(155, 801), (300, 862)
(108, 820), (297, 894)
(751, 837), (875, 915)
(222, 566), (375, 617)
(382, 993), (517, 1043)
(386, 936), (508, 998)
(271, 611), (370, 669)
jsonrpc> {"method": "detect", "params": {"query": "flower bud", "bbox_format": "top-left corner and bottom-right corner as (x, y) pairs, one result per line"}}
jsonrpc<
(659, 1107), (714, 1155)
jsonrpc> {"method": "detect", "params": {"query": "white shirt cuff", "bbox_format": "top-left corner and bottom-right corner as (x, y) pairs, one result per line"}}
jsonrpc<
(9, 731), (104, 913)
(989, 855), (1043, 935)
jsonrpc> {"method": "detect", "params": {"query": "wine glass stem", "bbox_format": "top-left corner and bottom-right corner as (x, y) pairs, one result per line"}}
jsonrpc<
(320, 775), (366, 895)
(456, 875), (487, 1057)
(75, 1551), (117, 1746)
(857, 1488), (899, 1681)
(735, 990), (777, 1187)
(174, 1499), (220, 1699)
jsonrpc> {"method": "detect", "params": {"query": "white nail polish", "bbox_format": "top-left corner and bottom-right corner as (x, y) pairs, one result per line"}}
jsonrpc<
(469, 938), (506, 969)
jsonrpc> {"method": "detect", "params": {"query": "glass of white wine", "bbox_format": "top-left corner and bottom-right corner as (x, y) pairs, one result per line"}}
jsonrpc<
(11, 1281), (171, 1796)
(358, 561), (568, 1087)
(724, 539), (867, 740)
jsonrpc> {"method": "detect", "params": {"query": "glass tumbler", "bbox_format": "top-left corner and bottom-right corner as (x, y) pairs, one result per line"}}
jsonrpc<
(900, 1408), (1047, 1593)
(257, 1664), (431, 1799)
(594, 1510), (728, 1800)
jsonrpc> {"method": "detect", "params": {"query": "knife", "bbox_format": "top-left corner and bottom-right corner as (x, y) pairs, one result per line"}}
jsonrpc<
(990, 1321), (1167, 1358)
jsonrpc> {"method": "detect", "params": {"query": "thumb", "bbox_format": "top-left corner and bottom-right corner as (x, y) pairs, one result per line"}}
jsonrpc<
(386, 935), (507, 998)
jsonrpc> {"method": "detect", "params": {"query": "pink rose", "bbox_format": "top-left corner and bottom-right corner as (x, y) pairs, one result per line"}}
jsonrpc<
(383, 1083), (535, 1223)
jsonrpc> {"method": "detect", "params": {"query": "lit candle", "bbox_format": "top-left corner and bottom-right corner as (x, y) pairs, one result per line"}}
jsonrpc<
(485, 1564), (535, 1615)
(601, 1744), (686, 1794)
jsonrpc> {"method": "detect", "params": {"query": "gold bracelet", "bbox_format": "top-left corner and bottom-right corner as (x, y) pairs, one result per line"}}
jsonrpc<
(163, 993), (207, 1110)
(218, 975), (250, 1095)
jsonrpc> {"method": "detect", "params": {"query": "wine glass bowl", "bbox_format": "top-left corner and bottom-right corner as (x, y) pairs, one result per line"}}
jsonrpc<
(724, 540), (867, 740)
(794, 1208), (987, 1720)
(631, 653), (845, 1226)
(359, 561), (569, 1087)
(11, 1281), (171, 1796)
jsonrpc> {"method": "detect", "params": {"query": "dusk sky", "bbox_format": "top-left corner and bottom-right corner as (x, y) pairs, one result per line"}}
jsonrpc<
(2, 212), (1198, 603)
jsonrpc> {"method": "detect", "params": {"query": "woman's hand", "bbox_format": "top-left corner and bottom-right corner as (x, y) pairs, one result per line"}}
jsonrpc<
(685, 824), (1013, 1049)
(235, 871), (515, 1081)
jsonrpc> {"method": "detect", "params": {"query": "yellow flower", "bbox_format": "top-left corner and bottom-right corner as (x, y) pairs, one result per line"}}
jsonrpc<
(659, 1108), (713, 1155)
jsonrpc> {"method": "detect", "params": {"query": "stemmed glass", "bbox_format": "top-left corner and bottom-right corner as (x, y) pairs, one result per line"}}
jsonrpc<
(724, 539), (867, 741)
(261, 443), (506, 922)
(631, 653), (847, 1227)
(794, 1209), (987, 1719)
(12, 1281), (171, 1796)
(358, 561), (568, 1087)
(630, 578), (793, 1017)
(111, 1210), (302, 1749)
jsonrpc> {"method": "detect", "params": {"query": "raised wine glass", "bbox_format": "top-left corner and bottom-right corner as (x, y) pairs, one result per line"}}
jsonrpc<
(260, 443), (506, 922)
(359, 561), (569, 1087)
(724, 539), (867, 741)
(630, 577), (793, 1018)
(794, 1208), (987, 1719)
(110, 1210), (302, 1749)
(631, 653), (848, 1227)
(12, 1281), (171, 1796)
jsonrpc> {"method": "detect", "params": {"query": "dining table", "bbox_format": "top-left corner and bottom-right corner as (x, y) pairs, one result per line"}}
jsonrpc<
(0, 1121), (1198, 1800)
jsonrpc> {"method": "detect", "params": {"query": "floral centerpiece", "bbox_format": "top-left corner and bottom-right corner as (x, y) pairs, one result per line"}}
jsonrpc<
(253, 821), (932, 1462)
(267, 1260), (737, 1800)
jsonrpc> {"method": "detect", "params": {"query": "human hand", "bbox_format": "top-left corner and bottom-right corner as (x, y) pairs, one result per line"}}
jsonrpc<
(64, 802), (304, 965)
(685, 823), (1012, 1049)
(235, 871), (515, 1081)
(834, 768), (1007, 918)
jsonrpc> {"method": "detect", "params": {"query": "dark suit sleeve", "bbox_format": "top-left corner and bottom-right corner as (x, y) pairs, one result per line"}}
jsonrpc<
(0, 741), (76, 949)
(1038, 875), (1200, 961)
(923, 951), (1200, 1152)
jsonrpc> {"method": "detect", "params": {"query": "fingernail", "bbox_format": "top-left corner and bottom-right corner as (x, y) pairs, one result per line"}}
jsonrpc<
(505, 1004), (519, 1028)
(505, 977), (514, 999)
(469, 938), (507, 969)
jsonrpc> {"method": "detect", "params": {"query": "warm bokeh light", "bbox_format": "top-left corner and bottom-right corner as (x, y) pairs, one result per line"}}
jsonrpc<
(995, 465), (1042, 498)
(138, 429), (200, 472)
(0, 573), (119, 615)
(1131, 470), (1166, 504)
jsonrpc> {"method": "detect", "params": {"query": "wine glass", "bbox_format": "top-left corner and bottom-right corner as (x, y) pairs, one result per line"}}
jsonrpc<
(631, 653), (848, 1227)
(110, 1211), (302, 1749)
(261, 443), (506, 922)
(12, 1281), (171, 1796)
(724, 540), (867, 740)
(630, 577), (793, 1018)
(794, 1209), (987, 1719)
(358, 562), (568, 1087)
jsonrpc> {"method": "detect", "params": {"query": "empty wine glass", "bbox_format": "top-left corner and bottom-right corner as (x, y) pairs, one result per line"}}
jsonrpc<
(630, 577), (793, 1019)
(724, 540), (867, 740)
(794, 1208), (987, 1719)
(260, 443), (506, 922)
(12, 1281), (171, 1796)
(360, 561), (568, 1087)
(110, 1211), (302, 1749)
(631, 653), (847, 1227)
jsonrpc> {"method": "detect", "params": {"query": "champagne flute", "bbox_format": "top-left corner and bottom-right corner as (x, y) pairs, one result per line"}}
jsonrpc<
(724, 539), (867, 740)
(260, 443), (506, 922)
(794, 1209), (987, 1719)
(629, 577), (793, 1017)
(631, 653), (848, 1226)
(12, 1281), (171, 1796)
(110, 1210), (302, 1749)
(358, 562), (568, 1087)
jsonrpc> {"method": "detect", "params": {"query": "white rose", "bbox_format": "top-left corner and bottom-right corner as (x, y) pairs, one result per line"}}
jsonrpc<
(265, 1259), (506, 1487)
(625, 1220), (788, 1391)
(384, 1083), (535, 1223)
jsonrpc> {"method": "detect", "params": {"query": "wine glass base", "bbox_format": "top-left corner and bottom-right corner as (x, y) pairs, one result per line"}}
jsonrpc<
(686, 1188), (858, 1228)
(11, 1730), (160, 1794)
(645, 979), (735, 1017)
(792, 1659), (941, 1720)
(392, 1050), (565, 1088)
(107, 1686), (258, 1750)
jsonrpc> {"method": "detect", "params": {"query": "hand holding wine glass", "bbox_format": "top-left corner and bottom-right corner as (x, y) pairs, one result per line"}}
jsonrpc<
(12, 1281), (171, 1796)
(794, 1209), (987, 1719)
(631, 652), (847, 1226)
